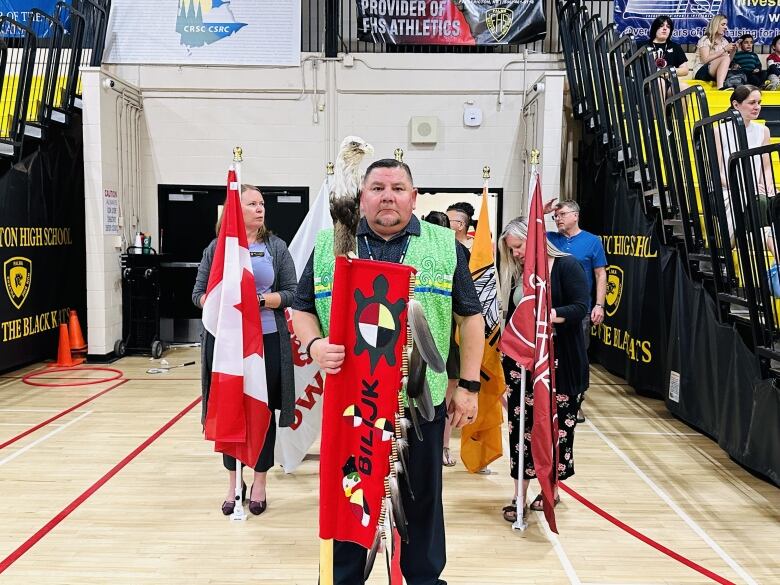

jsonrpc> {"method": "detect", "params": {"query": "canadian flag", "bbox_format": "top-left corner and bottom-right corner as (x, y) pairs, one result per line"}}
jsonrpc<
(202, 167), (271, 467)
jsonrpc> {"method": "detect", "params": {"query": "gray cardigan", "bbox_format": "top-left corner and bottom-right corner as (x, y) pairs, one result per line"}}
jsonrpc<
(192, 234), (298, 427)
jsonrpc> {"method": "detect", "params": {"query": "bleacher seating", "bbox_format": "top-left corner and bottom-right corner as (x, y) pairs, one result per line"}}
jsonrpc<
(0, 0), (107, 161)
(557, 0), (780, 378)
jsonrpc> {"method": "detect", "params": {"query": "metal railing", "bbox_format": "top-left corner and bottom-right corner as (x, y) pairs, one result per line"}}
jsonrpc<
(25, 10), (65, 134)
(0, 17), (36, 155)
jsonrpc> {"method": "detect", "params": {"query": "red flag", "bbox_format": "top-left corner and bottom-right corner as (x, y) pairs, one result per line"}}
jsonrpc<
(498, 171), (559, 532)
(319, 257), (414, 549)
(202, 167), (271, 468)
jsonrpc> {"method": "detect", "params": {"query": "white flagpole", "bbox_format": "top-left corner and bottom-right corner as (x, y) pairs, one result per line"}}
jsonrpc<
(513, 155), (539, 533)
(512, 366), (528, 532)
(231, 146), (247, 522)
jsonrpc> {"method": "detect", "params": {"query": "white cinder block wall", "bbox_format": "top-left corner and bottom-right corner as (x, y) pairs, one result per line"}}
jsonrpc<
(84, 53), (566, 356)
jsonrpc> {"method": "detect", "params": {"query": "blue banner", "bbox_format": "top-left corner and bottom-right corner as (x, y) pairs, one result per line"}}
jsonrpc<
(615, 0), (780, 45)
(1, 1), (61, 36)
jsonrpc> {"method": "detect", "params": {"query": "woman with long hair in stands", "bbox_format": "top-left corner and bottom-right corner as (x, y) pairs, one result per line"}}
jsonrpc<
(497, 217), (589, 522)
(694, 14), (736, 90)
(193, 184), (298, 516)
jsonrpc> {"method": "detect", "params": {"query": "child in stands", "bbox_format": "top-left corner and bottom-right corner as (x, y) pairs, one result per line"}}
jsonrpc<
(732, 34), (764, 87)
(766, 35), (780, 91)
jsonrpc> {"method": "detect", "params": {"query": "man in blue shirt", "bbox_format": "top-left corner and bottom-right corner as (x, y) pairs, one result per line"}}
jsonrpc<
(543, 199), (607, 422)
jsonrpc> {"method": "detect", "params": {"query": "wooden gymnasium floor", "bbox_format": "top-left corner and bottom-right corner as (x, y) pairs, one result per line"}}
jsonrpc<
(0, 347), (778, 585)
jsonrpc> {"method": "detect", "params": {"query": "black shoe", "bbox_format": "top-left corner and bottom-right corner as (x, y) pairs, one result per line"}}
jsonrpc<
(248, 483), (267, 515)
(221, 482), (247, 515)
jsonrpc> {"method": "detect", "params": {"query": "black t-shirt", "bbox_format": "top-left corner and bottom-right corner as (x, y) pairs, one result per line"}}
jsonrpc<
(646, 40), (687, 69)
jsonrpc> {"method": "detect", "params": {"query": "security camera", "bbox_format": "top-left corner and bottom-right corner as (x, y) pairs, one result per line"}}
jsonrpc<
(102, 78), (115, 90)
(533, 82), (545, 93)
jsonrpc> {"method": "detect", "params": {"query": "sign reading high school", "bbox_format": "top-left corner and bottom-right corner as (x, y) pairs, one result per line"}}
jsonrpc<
(0, 226), (73, 346)
(588, 183), (671, 398)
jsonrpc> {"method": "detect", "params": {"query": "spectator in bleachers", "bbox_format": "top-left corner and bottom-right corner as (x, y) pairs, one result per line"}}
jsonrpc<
(695, 14), (736, 90)
(716, 85), (774, 243)
(766, 35), (780, 91)
(732, 34), (764, 88)
(644, 15), (689, 93)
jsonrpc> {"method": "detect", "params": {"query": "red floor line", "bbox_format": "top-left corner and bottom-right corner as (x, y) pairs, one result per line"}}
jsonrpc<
(0, 379), (129, 451)
(559, 482), (737, 585)
(0, 396), (201, 575)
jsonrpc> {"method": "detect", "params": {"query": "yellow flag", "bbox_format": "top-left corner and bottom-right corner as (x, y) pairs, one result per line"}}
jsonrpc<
(460, 185), (505, 472)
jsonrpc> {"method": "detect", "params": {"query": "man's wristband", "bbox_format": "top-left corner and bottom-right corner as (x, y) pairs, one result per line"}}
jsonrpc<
(458, 378), (481, 393)
(305, 337), (322, 359)
(594, 303), (604, 309)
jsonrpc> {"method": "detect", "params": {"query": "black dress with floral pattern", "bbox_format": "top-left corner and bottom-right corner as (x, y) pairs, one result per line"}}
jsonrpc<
(502, 255), (589, 481)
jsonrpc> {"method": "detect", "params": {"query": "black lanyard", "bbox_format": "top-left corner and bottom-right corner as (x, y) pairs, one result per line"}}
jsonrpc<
(363, 234), (412, 264)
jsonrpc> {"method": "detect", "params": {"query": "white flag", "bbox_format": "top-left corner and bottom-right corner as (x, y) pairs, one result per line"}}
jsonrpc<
(275, 176), (333, 473)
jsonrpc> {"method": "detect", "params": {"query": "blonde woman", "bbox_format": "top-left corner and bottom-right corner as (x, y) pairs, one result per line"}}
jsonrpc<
(497, 217), (589, 522)
(694, 14), (736, 90)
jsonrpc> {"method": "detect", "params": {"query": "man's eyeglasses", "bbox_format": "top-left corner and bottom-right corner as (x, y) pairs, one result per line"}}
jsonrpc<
(449, 219), (464, 226)
(553, 210), (577, 220)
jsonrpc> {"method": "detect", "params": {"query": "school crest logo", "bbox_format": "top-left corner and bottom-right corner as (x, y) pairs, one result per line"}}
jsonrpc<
(486, 8), (513, 42)
(605, 265), (623, 317)
(4, 256), (32, 310)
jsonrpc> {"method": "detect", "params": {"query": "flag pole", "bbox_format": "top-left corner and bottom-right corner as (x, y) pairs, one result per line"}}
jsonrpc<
(230, 145), (247, 522)
(512, 149), (539, 533)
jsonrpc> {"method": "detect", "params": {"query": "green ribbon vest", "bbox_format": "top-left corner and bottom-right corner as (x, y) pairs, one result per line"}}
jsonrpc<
(313, 222), (456, 405)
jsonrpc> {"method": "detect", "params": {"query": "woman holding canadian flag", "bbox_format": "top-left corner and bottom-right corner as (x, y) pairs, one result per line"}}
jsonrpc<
(193, 171), (298, 517)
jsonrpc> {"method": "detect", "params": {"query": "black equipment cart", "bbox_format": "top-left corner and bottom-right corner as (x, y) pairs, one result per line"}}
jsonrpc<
(115, 247), (165, 358)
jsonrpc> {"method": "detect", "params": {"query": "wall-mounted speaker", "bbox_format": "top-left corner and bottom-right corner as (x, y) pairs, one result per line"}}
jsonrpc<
(409, 116), (439, 144)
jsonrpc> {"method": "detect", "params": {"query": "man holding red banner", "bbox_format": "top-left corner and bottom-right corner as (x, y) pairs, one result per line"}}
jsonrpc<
(292, 158), (484, 585)
(497, 213), (589, 527)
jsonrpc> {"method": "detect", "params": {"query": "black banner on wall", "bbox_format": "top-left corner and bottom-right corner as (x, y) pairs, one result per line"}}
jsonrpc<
(0, 123), (86, 372)
(578, 143), (672, 397)
(356, 0), (546, 45)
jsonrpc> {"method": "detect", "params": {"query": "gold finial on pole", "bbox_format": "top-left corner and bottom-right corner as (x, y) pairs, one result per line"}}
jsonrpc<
(482, 165), (491, 179)
(530, 149), (540, 165)
(233, 146), (243, 162)
(394, 148), (404, 162)
(326, 161), (334, 175)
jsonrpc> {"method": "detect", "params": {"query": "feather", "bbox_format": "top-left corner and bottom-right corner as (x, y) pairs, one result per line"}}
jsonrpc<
(407, 299), (445, 373)
(388, 474), (409, 543)
(407, 402), (423, 441)
(329, 135), (374, 256)
(406, 344), (427, 399)
(364, 524), (384, 580)
(414, 380), (435, 422)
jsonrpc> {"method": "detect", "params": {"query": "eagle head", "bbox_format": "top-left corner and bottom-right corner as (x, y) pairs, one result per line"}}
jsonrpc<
(331, 135), (373, 256)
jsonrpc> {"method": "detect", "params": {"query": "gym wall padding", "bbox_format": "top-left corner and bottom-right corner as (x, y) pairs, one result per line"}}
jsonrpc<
(0, 118), (86, 372)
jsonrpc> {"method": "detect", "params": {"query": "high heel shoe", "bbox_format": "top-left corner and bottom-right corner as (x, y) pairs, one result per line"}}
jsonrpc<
(248, 483), (267, 516)
(221, 482), (247, 515)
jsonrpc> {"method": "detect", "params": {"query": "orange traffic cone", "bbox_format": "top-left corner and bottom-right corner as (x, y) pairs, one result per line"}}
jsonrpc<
(50, 323), (84, 368)
(68, 309), (87, 355)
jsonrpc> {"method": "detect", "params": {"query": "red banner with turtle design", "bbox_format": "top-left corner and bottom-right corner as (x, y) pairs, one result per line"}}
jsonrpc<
(319, 257), (414, 549)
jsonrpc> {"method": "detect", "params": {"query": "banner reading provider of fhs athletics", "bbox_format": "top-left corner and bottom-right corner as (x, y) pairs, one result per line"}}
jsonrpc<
(356, 0), (545, 45)
(615, 0), (780, 45)
(103, 0), (301, 66)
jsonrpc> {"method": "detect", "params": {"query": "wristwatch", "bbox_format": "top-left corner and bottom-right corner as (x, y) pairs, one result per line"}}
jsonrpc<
(257, 294), (266, 308)
(458, 378), (481, 393)
(594, 303), (604, 309)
